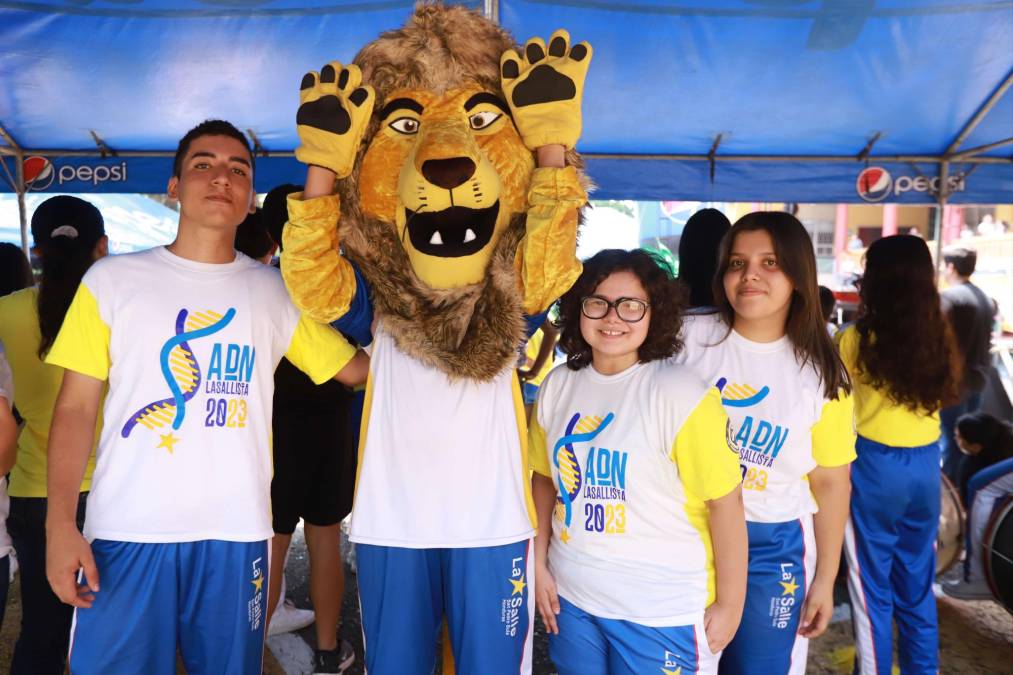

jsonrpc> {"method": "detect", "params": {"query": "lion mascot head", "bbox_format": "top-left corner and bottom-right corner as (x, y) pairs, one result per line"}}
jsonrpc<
(323, 4), (587, 380)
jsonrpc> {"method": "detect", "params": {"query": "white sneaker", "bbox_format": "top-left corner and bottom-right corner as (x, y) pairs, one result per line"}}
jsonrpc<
(268, 600), (316, 636)
(941, 578), (994, 601)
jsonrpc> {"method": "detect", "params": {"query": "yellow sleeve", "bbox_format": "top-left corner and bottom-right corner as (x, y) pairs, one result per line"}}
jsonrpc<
(528, 410), (553, 478)
(284, 314), (358, 385)
(515, 166), (587, 314)
(671, 388), (742, 502)
(835, 325), (858, 376)
(280, 192), (358, 324)
(812, 393), (857, 467)
(44, 284), (111, 381)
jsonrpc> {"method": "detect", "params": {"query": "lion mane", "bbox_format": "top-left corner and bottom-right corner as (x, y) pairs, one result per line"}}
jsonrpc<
(332, 3), (584, 381)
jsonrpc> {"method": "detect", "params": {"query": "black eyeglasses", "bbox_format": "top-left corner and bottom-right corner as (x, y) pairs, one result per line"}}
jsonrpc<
(580, 296), (650, 322)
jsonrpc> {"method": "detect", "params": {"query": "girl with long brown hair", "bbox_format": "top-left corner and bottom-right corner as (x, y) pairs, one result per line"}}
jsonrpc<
(0, 196), (107, 674)
(837, 234), (960, 675)
(676, 211), (855, 674)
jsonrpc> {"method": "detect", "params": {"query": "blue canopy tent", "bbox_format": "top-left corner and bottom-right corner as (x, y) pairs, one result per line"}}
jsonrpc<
(2, 0), (1011, 253)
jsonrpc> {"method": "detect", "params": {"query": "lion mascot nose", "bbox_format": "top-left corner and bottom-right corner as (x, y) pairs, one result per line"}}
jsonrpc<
(421, 157), (476, 189)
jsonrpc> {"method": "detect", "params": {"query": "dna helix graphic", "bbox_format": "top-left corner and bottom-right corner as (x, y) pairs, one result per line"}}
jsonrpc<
(715, 376), (770, 408)
(552, 412), (614, 532)
(121, 308), (236, 438)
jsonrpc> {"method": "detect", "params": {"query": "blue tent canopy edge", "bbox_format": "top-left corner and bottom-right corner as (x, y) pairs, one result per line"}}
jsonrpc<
(0, 0), (1010, 207)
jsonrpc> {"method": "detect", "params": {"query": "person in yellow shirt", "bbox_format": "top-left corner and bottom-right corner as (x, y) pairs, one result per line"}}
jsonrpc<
(836, 234), (961, 675)
(0, 196), (106, 675)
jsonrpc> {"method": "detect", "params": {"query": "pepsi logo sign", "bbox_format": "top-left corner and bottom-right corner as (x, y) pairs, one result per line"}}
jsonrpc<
(856, 167), (892, 203)
(23, 156), (56, 191)
(856, 166), (966, 203)
(21, 157), (128, 191)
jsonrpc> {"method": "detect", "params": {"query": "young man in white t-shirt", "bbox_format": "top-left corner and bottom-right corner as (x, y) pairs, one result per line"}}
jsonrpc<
(44, 120), (368, 675)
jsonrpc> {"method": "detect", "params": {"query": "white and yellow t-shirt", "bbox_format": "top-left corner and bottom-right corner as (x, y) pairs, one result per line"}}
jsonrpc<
(676, 314), (856, 524)
(349, 325), (536, 548)
(46, 246), (357, 544)
(530, 360), (741, 625)
(835, 325), (941, 447)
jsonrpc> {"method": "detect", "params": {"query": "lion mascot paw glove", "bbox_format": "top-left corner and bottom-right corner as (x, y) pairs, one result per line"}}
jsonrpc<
(281, 5), (590, 673)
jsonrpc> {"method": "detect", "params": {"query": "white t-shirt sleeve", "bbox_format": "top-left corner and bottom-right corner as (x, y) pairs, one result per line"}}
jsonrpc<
(0, 344), (13, 406)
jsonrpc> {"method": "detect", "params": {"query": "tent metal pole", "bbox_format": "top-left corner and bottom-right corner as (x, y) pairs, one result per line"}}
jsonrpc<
(579, 152), (1009, 164)
(934, 160), (950, 281)
(0, 147), (1008, 164)
(948, 136), (1013, 161)
(0, 124), (30, 255)
(15, 149), (29, 255)
(483, 0), (499, 23)
(945, 71), (1013, 155)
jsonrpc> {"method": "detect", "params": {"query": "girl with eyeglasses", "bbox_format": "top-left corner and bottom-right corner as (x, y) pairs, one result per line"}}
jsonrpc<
(675, 212), (855, 675)
(529, 248), (747, 675)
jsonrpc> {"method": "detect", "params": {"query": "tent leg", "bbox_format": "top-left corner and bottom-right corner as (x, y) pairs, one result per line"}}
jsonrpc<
(933, 160), (949, 280)
(14, 149), (29, 256)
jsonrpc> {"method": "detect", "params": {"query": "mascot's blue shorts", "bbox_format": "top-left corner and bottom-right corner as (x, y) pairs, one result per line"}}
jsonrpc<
(357, 539), (533, 674)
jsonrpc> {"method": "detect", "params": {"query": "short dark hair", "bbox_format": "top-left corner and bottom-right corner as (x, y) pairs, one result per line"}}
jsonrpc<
(233, 209), (275, 260)
(942, 246), (977, 277)
(173, 119), (254, 178)
(818, 285), (836, 322)
(678, 208), (731, 307)
(956, 411), (1013, 460)
(556, 249), (687, 370)
(0, 242), (33, 297)
(262, 184), (303, 251)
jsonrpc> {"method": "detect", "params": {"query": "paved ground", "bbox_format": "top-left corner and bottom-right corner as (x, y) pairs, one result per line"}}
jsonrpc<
(0, 526), (1008, 673)
(263, 525), (1013, 675)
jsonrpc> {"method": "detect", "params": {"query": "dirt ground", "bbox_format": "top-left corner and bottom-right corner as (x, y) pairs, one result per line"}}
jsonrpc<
(1, 532), (1009, 674)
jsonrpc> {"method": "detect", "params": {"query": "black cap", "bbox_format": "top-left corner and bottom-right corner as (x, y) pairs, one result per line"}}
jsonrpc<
(30, 196), (105, 248)
(262, 184), (303, 251)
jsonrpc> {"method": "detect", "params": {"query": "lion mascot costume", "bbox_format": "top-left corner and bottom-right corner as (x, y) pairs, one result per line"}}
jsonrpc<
(281, 4), (590, 671)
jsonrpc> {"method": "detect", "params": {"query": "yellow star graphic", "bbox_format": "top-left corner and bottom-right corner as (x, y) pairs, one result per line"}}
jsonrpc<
(156, 432), (179, 454)
(252, 575), (264, 592)
(661, 667), (682, 675)
(560, 528), (570, 544)
(780, 576), (800, 596)
(509, 575), (527, 596)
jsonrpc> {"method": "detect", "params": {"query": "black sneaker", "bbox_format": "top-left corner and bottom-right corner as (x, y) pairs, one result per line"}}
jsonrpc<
(313, 639), (355, 674)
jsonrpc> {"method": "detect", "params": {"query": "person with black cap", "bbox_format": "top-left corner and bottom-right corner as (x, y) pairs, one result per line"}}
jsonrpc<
(0, 195), (106, 675)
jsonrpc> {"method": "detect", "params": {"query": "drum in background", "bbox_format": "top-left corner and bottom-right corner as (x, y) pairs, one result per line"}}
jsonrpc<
(937, 471), (965, 574)
(983, 495), (1013, 614)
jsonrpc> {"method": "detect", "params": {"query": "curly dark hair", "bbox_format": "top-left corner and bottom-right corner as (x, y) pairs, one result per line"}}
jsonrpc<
(556, 249), (687, 370)
(856, 235), (961, 412)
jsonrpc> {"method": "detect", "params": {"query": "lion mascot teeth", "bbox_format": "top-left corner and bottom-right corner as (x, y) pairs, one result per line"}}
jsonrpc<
(281, 4), (591, 671)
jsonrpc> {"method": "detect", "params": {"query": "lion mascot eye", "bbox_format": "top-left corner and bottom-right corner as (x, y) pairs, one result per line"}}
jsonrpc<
(468, 111), (502, 130)
(389, 117), (420, 134)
